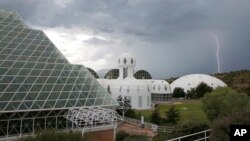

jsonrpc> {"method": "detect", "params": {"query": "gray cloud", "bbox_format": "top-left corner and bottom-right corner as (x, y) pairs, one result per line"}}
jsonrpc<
(0, 0), (250, 79)
(83, 37), (114, 46)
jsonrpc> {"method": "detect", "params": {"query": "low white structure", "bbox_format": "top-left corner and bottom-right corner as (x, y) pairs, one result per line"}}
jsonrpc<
(151, 80), (172, 103)
(171, 74), (227, 92)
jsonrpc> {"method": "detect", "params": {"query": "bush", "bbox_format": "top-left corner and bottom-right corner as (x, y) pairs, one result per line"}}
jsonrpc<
(165, 106), (180, 125)
(210, 110), (250, 141)
(124, 109), (137, 118)
(19, 129), (88, 141)
(203, 87), (249, 121)
(186, 88), (196, 99)
(172, 87), (186, 98)
(150, 108), (162, 125)
(153, 121), (209, 141)
(152, 132), (172, 141)
(116, 131), (128, 141)
(172, 121), (209, 140)
(116, 131), (149, 141)
(195, 82), (213, 98)
(186, 82), (212, 99)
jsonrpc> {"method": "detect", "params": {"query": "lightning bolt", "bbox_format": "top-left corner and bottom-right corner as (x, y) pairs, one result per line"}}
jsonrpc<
(209, 32), (221, 73)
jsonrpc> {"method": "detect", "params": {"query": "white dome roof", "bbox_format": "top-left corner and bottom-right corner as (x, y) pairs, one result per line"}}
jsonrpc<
(150, 80), (172, 94)
(171, 74), (227, 92)
(118, 52), (136, 68)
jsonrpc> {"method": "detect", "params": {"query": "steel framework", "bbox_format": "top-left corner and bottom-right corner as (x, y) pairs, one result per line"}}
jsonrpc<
(65, 107), (123, 138)
(65, 107), (122, 129)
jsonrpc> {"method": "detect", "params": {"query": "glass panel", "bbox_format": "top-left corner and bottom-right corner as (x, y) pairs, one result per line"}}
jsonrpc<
(36, 92), (50, 100)
(1, 76), (15, 83)
(58, 92), (69, 99)
(0, 92), (14, 101)
(0, 84), (8, 92)
(5, 84), (20, 92)
(25, 93), (38, 100)
(18, 69), (30, 76)
(48, 92), (60, 100)
(54, 100), (66, 108)
(12, 92), (27, 101)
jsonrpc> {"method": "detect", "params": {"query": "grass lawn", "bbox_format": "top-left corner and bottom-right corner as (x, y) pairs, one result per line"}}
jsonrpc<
(136, 100), (209, 124)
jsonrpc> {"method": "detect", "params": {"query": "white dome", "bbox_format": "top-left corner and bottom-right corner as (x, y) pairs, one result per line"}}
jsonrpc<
(150, 80), (172, 94)
(171, 74), (227, 92)
(118, 52), (136, 68)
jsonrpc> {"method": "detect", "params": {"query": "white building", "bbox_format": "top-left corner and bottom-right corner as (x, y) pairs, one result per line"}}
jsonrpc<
(88, 52), (172, 109)
(87, 53), (227, 109)
(171, 74), (227, 92)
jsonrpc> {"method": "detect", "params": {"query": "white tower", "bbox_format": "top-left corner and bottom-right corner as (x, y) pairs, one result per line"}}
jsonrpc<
(118, 52), (136, 79)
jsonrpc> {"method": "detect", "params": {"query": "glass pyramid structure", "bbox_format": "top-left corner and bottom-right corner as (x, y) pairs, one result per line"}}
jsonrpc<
(0, 9), (118, 138)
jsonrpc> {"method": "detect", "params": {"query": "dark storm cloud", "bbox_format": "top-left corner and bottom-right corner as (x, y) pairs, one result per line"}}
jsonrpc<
(0, 0), (250, 79)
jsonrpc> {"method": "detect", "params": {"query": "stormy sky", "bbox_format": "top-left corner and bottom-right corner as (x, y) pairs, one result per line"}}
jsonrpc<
(1, 0), (250, 79)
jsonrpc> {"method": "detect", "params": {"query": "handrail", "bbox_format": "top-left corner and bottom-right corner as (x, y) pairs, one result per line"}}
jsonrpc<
(123, 117), (174, 133)
(166, 129), (211, 141)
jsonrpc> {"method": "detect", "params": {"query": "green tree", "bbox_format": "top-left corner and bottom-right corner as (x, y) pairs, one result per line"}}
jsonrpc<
(150, 108), (162, 125)
(195, 82), (212, 98)
(165, 106), (180, 124)
(116, 95), (131, 118)
(124, 109), (137, 118)
(186, 82), (212, 99)
(203, 87), (249, 121)
(186, 88), (196, 99)
(172, 87), (186, 98)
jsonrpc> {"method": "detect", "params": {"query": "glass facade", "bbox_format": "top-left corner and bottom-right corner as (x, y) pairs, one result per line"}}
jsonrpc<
(0, 9), (117, 138)
(104, 69), (119, 79)
(151, 93), (172, 103)
(134, 70), (152, 79)
(86, 67), (99, 78)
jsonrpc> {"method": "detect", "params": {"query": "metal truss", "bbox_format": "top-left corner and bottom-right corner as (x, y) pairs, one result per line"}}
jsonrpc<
(65, 107), (123, 129)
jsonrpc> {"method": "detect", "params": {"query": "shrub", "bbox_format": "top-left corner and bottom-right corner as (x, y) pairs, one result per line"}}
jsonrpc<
(116, 131), (128, 141)
(116, 131), (149, 141)
(210, 110), (250, 141)
(124, 109), (137, 118)
(165, 106), (180, 125)
(19, 129), (88, 141)
(172, 87), (186, 98)
(187, 82), (212, 99)
(153, 121), (209, 141)
(150, 108), (162, 125)
(203, 87), (249, 121)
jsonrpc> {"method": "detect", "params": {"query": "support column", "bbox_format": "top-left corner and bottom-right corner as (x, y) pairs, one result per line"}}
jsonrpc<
(118, 67), (123, 79)
(32, 118), (35, 136)
(7, 120), (9, 137)
(20, 119), (22, 137)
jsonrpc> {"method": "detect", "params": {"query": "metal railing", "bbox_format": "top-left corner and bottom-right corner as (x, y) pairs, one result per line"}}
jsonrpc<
(123, 117), (158, 132)
(123, 117), (174, 133)
(166, 129), (211, 141)
(157, 126), (174, 133)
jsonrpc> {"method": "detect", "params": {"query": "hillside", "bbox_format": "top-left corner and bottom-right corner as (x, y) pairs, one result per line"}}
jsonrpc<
(213, 70), (250, 95)
(165, 70), (250, 95)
